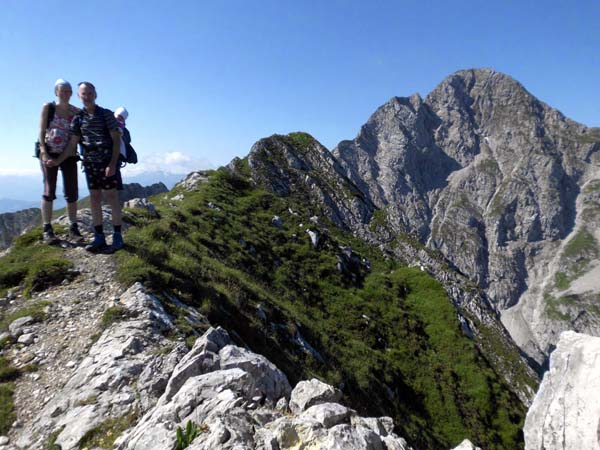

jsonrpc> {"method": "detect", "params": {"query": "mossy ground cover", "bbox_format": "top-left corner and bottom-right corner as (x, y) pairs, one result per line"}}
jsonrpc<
(0, 227), (72, 298)
(117, 165), (526, 449)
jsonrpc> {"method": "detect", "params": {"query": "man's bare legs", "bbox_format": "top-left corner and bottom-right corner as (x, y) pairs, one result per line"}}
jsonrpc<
(85, 189), (108, 252)
(90, 189), (103, 227)
(104, 189), (124, 250)
(85, 189), (123, 252)
(104, 189), (122, 227)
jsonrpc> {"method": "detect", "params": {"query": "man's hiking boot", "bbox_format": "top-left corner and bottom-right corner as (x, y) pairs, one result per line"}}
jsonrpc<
(69, 223), (84, 243)
(85, 233), (108, 253)
(111, 232), (124, 252)
(42, 229), (59, 245)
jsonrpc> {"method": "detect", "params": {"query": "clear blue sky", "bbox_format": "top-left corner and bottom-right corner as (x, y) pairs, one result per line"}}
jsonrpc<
(1, 0), (599, 179)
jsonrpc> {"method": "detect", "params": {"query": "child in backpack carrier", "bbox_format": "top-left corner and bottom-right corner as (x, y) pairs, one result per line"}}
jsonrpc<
(114, 106), (137, 166)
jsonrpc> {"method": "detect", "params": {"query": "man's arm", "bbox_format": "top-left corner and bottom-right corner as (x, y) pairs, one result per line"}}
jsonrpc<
(105, 129), (121, 177)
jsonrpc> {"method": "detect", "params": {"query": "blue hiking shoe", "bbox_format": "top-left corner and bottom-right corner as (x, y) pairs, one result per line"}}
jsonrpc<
(111, 232), (124, 251)
(85, 233), (108, 253)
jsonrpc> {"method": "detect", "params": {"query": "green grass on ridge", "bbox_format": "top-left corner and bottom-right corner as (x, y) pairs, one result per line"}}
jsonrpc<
(116, 165), (526, 450)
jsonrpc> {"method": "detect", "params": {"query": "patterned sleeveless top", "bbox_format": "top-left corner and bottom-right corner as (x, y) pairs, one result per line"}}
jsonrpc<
(45, 107), (76, 154)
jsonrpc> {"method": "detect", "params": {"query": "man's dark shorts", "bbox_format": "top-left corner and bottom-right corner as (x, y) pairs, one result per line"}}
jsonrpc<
(82, 148), (123, 191)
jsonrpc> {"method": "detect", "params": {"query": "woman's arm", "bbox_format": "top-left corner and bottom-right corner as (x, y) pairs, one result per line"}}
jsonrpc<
(45, 134), (80, 167)
(38, 103), (50, 161)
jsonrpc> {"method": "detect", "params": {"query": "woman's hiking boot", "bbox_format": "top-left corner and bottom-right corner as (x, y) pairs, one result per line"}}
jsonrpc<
(43, 228), (59, 245)
(85, 233), (108, 253)
(111, 232), (124, 251)
(69, 223), (84, 243)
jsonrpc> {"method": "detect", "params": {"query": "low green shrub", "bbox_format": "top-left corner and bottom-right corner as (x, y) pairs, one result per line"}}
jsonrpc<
(173, 420), (205, 450)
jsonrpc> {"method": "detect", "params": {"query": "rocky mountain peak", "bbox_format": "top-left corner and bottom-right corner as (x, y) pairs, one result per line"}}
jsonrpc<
(331, 68), (600, 369)
(430, 68), (531, 101)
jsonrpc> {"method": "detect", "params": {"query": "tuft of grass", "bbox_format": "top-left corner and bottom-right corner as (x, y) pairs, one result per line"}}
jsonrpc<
(283, 132), (316, 152)
(77, 395), (98, 406)
(78, 412), (138, 448)
(100, 306), (136, 330)
(0, 226), (73, 298)
(544, 293), (570, 321)
(0, 355), (46, 433)
(0, 382), (16, 434)
(554, 272), (570, 291)
(0, 357), (20, 383)
(45, 425), (65, 450)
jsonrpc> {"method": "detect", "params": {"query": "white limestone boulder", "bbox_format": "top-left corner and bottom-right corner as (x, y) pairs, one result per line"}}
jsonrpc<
(524, 331), (600, 450)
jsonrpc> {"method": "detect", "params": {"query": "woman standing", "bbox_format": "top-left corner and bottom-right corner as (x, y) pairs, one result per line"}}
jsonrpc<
(38, 79), (82, 243)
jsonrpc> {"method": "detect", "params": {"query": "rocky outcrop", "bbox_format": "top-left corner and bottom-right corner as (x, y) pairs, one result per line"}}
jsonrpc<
(331, 68), (600, 368)
(0, 208), (40, 249)
(524, 331), (600, 450)
(174, 170), (211, 191)
(451, 440), (482, 450)
(248, 133), (374, 231)
(13, 282), (187, 449)
(117, 327), (414, 450)
(118, 182), (168, 204)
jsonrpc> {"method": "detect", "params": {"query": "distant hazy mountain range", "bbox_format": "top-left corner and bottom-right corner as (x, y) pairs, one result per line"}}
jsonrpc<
(0, 170), (185, 213)
(0, 198), (39, 214)
(0, 182), (169, 249)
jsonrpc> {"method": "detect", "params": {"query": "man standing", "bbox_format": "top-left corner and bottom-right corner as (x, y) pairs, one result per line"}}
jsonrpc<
(66, 82), (124, 252)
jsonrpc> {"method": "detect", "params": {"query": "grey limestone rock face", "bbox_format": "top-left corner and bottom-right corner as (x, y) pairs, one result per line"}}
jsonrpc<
(299, 402), (352, 428)
(124, 197), (158, 217)
(247, 134), (375, 232)
(114, 325), (414, 450)
(0, 207), (40, 250)
(118, 182), (168, 205)
(524, 331), (600, 450)
(331, 68), (600, 367)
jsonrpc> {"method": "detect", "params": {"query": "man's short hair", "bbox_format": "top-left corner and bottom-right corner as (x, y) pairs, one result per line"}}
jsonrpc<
(78, 81), (96, 92)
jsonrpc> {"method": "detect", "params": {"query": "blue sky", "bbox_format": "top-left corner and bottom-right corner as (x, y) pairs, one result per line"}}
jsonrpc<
(1, 0), (599, 187)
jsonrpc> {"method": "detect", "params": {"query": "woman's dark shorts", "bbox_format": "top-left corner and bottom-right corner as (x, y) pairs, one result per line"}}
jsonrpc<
(82, 147), (123, 191)
(41, 155), (78, 203)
